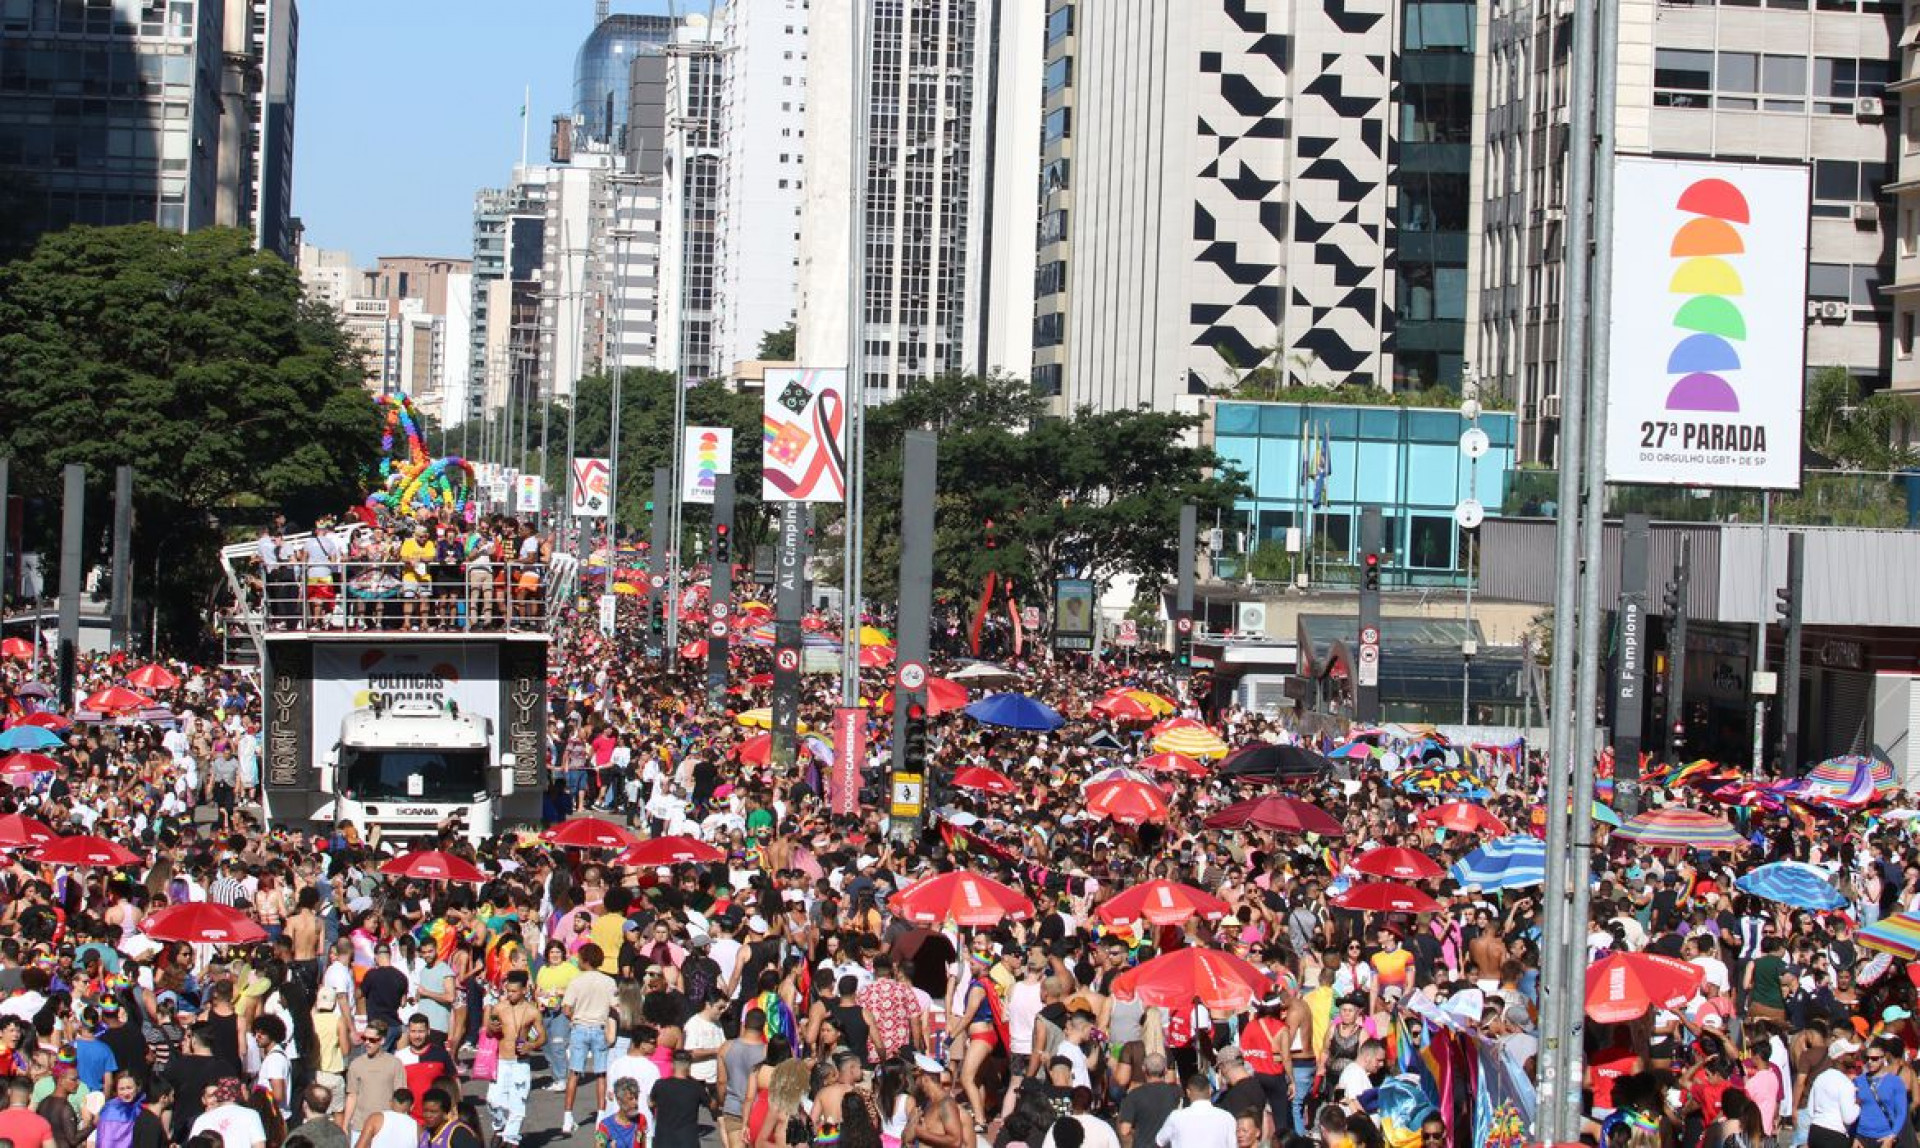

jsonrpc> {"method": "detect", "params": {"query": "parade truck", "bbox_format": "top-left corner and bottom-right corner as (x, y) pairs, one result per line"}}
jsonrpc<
(218, 531), (569, 845)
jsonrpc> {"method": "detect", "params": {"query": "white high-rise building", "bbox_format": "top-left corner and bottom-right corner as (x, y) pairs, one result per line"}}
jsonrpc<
(795, 0), (1043, 400)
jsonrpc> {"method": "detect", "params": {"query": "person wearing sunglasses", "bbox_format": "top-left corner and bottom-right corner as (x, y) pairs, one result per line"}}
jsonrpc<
(1853, 1037), (1909, 1148)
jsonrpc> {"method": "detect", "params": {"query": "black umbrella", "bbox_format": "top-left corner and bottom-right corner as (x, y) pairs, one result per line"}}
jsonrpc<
(1085, 730), (1128, 751)
(1217, 743), (1333, 782)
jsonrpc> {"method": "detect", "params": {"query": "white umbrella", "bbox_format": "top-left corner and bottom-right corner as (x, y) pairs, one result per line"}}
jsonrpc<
(948, 662), (1020, 687)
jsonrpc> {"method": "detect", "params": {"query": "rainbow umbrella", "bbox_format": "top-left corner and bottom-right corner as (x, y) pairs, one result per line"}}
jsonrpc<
(1800, 755), (1897, 805)
(1860, 912), (1920, 959)
(1614, 806), (1746, 851)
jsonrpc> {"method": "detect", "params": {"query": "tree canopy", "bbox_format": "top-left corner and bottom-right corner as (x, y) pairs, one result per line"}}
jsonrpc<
(0, 224), (381, 642)
(1804, 365), (1917, 472)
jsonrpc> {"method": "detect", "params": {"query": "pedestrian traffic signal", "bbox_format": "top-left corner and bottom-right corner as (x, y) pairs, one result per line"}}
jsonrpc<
(1774, 582), (1794, 624)
(713, 522), (731, 565)
(902, 701), (929, 774)
(1363, 552), (1380, 592)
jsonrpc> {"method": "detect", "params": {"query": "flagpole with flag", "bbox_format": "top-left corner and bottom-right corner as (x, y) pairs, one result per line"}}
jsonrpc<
(519, 85), (530, 168)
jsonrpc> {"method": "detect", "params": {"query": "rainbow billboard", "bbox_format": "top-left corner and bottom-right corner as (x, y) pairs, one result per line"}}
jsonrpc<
(681, 426), (733, 505)
(1604, 157), (1808, 490)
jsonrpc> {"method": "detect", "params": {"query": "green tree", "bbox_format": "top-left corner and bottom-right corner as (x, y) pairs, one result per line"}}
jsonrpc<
(757, 323), (797, 361)
(0, 225), (382, 643)
(1804, 365), (1918, 471)
(855, 372), (1246, 608)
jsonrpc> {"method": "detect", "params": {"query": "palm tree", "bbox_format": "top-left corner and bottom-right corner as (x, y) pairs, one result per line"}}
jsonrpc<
(1805, 366), (1919, 471)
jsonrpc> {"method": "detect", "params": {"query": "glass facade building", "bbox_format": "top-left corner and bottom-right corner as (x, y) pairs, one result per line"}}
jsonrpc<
(1391, 0), (1476, 390)
(573, 13), (674, 148)
(0, 0), (226, 258)
(1212, 399), (1518, 584)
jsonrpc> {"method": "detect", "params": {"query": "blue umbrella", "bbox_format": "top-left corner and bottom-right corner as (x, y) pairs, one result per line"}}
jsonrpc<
(963, 693), (1065, 732)
(0, 727), (62, 751)
(1591, 801), (1623, 827)
(1450, 835), (1547, 891)
(1735, 861), (1846, 911)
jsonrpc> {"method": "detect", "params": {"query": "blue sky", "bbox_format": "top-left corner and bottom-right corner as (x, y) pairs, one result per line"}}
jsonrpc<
(293, 1), (617, 265)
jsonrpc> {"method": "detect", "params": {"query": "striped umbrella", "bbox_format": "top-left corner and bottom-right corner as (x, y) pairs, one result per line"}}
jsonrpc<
(1450, 835), (1548, 891)
(1734, 861), (1846, 911)
(1151, 726), (1230, 759)
(1613, 806), (1746, 851)
(1801, 755), (1898, 805)
(1860, 912), (1920, 959)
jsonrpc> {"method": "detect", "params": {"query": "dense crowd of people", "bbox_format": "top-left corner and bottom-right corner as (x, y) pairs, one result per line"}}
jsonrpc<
(0, 525), (1915, 1148)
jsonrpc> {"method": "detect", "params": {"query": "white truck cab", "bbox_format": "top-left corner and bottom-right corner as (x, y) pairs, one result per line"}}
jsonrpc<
(312, 699), (516, 847)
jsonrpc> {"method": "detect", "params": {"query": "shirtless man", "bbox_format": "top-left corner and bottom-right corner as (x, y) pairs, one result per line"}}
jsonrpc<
(1468, 909), (1507, 992)
(286, 888), (324, 997)
(485, 970), (545, 1148)
(904, 1053), (968, 1148)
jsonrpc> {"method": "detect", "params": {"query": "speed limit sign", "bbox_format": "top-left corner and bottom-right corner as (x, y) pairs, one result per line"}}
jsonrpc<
(1360, 625), (1380, 646)
(898, 662), (927, 690)
(711, 602), (730, 619)
(776, 648), (800, 673)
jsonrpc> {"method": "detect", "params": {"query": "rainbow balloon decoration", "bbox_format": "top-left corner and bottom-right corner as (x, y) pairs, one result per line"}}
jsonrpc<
(1665, 178), (1750, 413)
(364, 396), (478, 523)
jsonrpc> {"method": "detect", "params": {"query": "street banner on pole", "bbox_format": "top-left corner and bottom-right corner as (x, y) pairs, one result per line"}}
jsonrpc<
(570, 458), (611, 518)
(1604, 157), (1809, 490)
(514, 474), (544, 513)
(830, 706), (867, 816)
(681, 427), (733, 505)
(761, 368), (847, 503)
(771, 502), (806, 767)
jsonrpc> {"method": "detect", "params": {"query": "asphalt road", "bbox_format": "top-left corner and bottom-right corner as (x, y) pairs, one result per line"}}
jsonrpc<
(454, 1043), (721, 1148)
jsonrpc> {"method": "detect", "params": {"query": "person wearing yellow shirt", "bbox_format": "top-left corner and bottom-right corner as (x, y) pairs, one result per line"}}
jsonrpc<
(588, 889), (633, 975)
(397, 525), (437, 630)
(1369, 928), (1415, 1001)
(536, 940), (582, 1091)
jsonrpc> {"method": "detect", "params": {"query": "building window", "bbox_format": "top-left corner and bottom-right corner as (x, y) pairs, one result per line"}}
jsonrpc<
(1654, 49), (1713, 106)
(1902, 309), (1916, 359)
(1807, 261), (1885, 310)
(1761, 54), (1806, 111)
(1043, 106), (1071, 144)
(1812, 159), (1885, 216)
(1045, 5), (1072, 45)
(1044, 56), (1072, 93)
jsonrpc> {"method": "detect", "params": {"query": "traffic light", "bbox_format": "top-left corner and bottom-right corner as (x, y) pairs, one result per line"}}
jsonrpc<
(1663, 579), (1682, 614)
(713, 522), (731, 565)
(644, 499), (655, 513)
(1363, 552), (1380, 592)
(902, 702), (929, 774)
(1774, 581), (1794, 624)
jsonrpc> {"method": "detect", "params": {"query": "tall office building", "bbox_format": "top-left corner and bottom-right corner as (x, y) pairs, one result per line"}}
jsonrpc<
(1035, 0), (1480, 413)
(655, 2), (811, 381)
(1479, 0), (1894, 462)
(574, 9), (676, 148)
(1889, 0), (1920, 395)
(0, 0), (296, 261)
(297, 249), (474, 419)
(795, 0), (1042, 401)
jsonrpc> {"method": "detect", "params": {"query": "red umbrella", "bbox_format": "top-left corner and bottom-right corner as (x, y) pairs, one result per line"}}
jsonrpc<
(82, 687), (153, 714)
(1095, 880), (1231, 928)
(879, 676), (970, 716)
(860, 644), (896, 668)
(733, 734), (774, 766)
(1139, 752), (1209, 779)
(613, 836), (726, 866)
(9, 714), (70, 731)
(679, 639), (709, 661)
(543, 819), (641, 850)
(1147, 716), (1211, 738)
(0, 753), (59, 774)
(1084, 778), (1171, 825)
(1585, 951), (1706, 1024)
(0, 814), (55, 848)
(1111, 947), (1273, 1012)
(1090, 694), (1156, 722)
(1416, 803), (1510, 836)
(888, 870), (1035, 926)
(1351, 846), (1446, 881)
(745, 672), (774, 687)
(140, 902), (267, 945)
(0, 638), (30, 660)
(1202, 795), (1345, 836)
(950, 766), (1018, 795)
(125, 664), (180, 691)
(32, 834), (143, 867)
(379, 850), (488, 883)
(1333, 881), (1442, 914)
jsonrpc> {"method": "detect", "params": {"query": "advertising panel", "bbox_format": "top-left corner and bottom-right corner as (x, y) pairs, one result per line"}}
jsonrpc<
(681, 427), (733, 505)
(570, 458), (610, 518)
(1605, 158), (1809, 489)
(311, 643), (500, 760)
(761, 369), (847, 503)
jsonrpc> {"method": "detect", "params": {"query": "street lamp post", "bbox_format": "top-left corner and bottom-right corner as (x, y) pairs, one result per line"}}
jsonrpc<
(1457, 379), (1486, 727)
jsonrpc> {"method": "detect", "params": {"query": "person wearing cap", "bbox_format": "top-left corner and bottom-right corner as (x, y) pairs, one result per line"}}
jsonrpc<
(189, 1077), (266, 1148)
(1806, 1038), (1863, 1148)
(904, 1054), (967, 1148)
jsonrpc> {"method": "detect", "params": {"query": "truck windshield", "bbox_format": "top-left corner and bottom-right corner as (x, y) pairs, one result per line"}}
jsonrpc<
(341, 748), (489, 802)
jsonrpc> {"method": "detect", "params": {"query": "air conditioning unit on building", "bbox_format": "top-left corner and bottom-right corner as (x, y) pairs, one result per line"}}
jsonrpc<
(1817, 300), (1850, 321)
(1544, 206), (1566, 222)
(1236, 601), (1269, 638)
(1540, 394), (1563, 419)
(1854, 202), (1882, 226)
(1857, 96), (1885, 119)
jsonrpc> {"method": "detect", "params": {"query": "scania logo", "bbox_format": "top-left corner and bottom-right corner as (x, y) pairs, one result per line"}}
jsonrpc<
(395, 807), (440, 816)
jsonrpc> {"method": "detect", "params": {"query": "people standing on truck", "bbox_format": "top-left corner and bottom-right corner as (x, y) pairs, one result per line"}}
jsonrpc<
(398, 526), (437, 632)
(306, 516), (344, 630)
(432, 523), (464, 630)
(465, 522), (499, 631)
